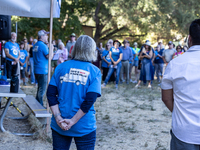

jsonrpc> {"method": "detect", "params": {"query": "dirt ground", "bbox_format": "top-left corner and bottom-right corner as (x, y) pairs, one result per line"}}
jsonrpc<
(0, 75), (172, 150)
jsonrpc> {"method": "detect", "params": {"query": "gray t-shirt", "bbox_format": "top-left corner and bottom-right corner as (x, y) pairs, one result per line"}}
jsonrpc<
(66, 41), (76, 53)
(162, 49), (176, 63)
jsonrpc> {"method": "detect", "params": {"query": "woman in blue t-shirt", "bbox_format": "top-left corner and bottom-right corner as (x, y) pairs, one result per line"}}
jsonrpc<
(101, 40), (123, 89)
(19, 41), (28, 86)
(47, 35), (101, 150)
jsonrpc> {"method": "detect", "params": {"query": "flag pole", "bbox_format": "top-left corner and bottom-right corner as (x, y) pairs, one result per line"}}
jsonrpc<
(46, 0), (54, 134)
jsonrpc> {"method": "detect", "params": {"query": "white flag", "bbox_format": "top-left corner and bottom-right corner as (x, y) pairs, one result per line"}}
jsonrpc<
(0, 0), (61, 18)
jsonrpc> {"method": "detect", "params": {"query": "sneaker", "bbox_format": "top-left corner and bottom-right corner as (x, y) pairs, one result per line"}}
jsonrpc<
(135, 84), (139, 88)
(130, 79), (133, 83)
(31, 82), (35, 85)
(101, 83), (106, 88)
(23, 82), (27, 86)
(132, 80), (137, 83)
(115, 84), (118, 89)
(148, 85), (152, 88)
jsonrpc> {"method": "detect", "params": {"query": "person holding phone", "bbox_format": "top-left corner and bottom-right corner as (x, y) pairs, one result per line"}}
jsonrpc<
(135, 41), (154, 88)
(101, 40), (123, 89)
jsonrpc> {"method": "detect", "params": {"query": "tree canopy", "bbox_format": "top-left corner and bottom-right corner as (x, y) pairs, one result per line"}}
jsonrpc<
(12, 0), (200, 45)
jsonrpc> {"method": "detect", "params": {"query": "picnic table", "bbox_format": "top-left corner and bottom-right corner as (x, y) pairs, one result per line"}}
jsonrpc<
(0, 86), (33, 136)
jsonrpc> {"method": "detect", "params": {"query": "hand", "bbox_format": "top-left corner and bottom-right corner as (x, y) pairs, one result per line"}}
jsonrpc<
(55, 116), (68, 131)
(107, 62), (111, 67)
(15, 58), (19, 62)
(12, 61), (17, 65)
(59, 119), (75, 131)
(113, 61), (117, 65)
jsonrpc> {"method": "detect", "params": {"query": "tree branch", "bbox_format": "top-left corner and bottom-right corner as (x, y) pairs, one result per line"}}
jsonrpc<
(100, 26), (128, 40)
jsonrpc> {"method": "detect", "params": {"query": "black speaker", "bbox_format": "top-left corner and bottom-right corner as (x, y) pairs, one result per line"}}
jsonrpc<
(0, 15), (11, 40)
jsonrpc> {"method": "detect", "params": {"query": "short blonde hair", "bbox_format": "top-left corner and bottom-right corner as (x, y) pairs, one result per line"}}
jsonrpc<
(71, 35), (97, 62)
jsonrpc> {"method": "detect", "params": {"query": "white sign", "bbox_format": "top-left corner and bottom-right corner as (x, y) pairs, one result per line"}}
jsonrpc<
(60, 68), (90, 86)
(0, 0), (61, 18)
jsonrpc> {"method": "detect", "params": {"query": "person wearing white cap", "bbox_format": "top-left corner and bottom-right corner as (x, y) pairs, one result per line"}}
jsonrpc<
(135, 41), (154, 88)
(66, 33), (76, 59)
(131, 42), (140, 83)
(32, 29), (50, 106)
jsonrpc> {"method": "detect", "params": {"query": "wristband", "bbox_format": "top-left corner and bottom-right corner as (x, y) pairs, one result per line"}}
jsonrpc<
(54, 113), (61, 118)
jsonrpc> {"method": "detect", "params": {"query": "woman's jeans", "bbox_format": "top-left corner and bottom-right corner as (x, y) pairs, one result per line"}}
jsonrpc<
(52, 129), (96, 150)
(104, 63), (122, 85)
(35, 74), (47, 106)
(29, 57), (35, 83)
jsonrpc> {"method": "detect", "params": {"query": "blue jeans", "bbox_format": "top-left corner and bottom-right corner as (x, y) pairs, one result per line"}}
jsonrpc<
(170, 130), (200, 150)
(104, 63), (122, 85)
(52, 129), (96, 150)
(35, 74), (47, 106)
(29, 58), (35, 83)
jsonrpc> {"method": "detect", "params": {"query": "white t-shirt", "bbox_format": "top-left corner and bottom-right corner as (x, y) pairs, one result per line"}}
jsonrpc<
(161, 45), (200, 144)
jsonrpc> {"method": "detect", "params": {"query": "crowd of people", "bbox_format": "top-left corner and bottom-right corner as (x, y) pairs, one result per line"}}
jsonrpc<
(96, 38), (188, 89)
(1, 19), (197, 150)
(0, 31), (77, 106)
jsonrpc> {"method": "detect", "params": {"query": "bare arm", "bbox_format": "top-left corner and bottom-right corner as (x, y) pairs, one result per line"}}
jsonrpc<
(162, 89), (174, 112)
(50, 104), (68, 130)
(143, 50), (152, 59)
(60, 109), (86, 130)
(116, 53), (123, 64)
(102, 56), (111, 66)
(5, 48), (18, 61)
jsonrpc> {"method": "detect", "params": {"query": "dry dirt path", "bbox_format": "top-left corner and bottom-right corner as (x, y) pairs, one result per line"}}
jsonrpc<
(0, 82), (171, 150)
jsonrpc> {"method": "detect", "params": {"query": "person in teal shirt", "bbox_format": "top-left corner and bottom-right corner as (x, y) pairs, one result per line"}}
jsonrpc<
(132, 42), (140, 83)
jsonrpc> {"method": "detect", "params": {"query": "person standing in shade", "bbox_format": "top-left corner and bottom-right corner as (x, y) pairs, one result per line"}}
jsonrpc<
(47, 35), (101, 150)
(19, 41), (28, 86)
(120, 40), (133, 84)
(127, 42), (136, 83)
(33, 30), (50, 106)
(173, 45), (184, 59)
(101, 44), (111, 81)
(101, 40), (123, 89)
(161, 19), (200, 150)
(162, 41), (176, 73)
(135, 41), (154, 88)
(4, 32), (20, 79)
(29, 39), (37, 84)
(154, 44), (164, 82)
(132, 42), (140, 83)
(66, 33), (76, 59)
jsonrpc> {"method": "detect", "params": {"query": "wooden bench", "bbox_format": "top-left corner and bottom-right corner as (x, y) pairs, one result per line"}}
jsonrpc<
(22, 95), (51, 124)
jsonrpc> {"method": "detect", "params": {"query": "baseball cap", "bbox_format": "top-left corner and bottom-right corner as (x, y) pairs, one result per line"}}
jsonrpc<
(38, 30), (49, 36)
(70, 33), (76, 37)
(168, 41), (173, 45)
(123, 40), (129, 44)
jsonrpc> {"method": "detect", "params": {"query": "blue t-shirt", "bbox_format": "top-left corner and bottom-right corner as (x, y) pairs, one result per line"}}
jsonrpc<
(110, 47), (123, 62)
(20, 49), (28, 67)
(4, 41), (20, 61)
(129, 47), (136, 63)
(49, 60), (101, 137)
(155, 51), (159, 59)
(154, 49), (164, 63)
(101, 50), (111, 68)
(33, 41), (49, 74)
